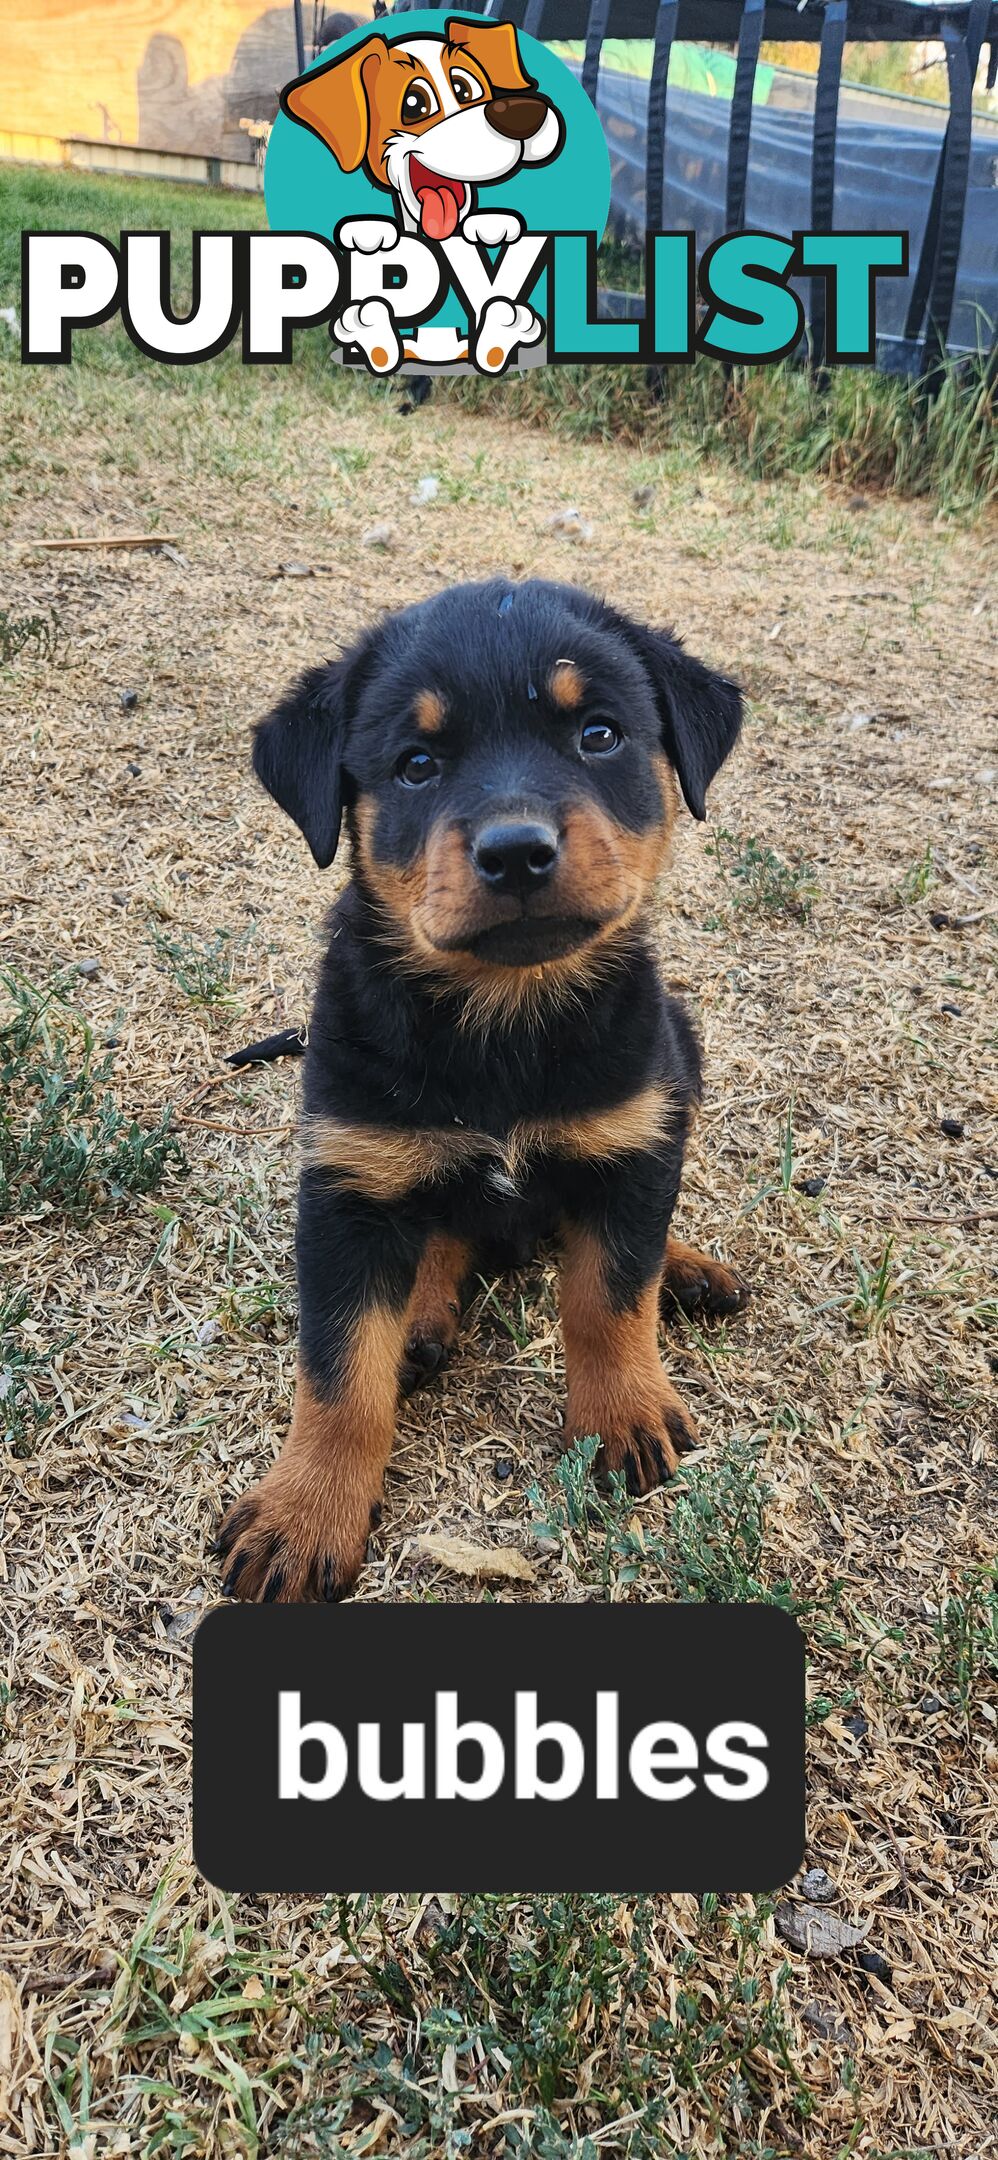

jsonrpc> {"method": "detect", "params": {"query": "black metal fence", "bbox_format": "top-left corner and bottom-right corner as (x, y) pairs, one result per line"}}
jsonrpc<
(369, 0), (998, 382)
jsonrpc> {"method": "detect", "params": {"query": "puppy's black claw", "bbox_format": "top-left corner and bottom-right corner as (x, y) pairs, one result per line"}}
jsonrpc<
(221, 1552), (247, 1597)
(262, 1565), (286, 1603)
(369, 1502), (383, 1530)
(649, 1436), (673, 1485)
(664, 1406), (699, 1455)
(623, 1452), (642, 1497)
(322, 1557), (343, 1602)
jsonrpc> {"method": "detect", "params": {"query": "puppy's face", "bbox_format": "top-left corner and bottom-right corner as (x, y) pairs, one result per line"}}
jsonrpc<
(282, 19), (563, 239)
(254, 580), (742, 992)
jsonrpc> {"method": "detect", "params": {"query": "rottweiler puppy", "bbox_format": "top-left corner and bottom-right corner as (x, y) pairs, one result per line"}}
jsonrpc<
(217, 578), (747, 1603)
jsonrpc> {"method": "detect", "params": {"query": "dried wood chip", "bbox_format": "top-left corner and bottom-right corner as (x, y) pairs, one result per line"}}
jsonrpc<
(416, 1535), (536, 1584)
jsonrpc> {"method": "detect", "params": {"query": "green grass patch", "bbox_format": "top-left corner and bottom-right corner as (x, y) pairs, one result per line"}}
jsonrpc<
(0, 969), (186, 1218)
(0, 604), (62, 666)
(705, 830), (817, 921)
(3, 166), (996, 511)
(149, 922), (251, 1010)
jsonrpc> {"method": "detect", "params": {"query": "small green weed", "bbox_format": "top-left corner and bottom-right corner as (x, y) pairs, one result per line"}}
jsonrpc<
(849, 1241), (903, 1333)
(214, 1280), (293, 1336)
(0, 1288), (64, 1452)
(706, 829), (817, 920)
(283, 1888), (813, 2156)
(933, 1563), (998, 1721)
(149, 923), (251, 1008)
(0, 606), (62, 665)
(330, 444), (372, 474)
(742, 1098), (798, 1214)
(529, 1433), (817, 1616)
(897, 845), (935, 905)
(0, 970), (186, 1218)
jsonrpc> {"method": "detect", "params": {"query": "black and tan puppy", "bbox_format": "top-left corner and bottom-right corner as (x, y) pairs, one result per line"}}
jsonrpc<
(217, 578), (747, 1603)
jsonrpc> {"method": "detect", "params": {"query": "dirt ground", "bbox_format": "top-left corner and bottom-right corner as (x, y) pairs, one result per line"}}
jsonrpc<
(1, 357), (997, 2156)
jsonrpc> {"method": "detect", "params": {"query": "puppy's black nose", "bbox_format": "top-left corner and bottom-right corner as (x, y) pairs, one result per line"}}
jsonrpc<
(485, 94), (550, 141)
(472, 819), (559, 896)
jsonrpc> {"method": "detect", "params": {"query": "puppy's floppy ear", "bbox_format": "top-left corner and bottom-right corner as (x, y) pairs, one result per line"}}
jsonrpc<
(253, 660), (352, 870)
(280, 36), (385, 172)
(445, 17), (534, 93)
(603, 605), (742, 821)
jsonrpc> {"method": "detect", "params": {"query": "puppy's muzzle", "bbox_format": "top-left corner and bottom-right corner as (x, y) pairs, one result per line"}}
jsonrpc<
(472, 817), (559, 899)
(485, 93), (551, 141)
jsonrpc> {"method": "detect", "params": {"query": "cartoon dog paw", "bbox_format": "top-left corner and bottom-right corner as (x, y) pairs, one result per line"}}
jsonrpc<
(462, 210), (524, 248)
(473, 298), (543, 374)
(334, 299), (401, 375)
(336, 216), (400, 253)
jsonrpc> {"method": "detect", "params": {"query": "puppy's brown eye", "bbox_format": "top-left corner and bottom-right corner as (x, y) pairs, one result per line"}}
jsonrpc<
(580, 721), (622, 755)
(396, 748), (440, 787)
(401, 83), (434, 124)
(450, 70), (481, 105)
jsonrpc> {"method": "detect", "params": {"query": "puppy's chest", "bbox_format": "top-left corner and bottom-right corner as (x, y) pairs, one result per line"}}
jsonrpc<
(302, 1077), (675, 1207)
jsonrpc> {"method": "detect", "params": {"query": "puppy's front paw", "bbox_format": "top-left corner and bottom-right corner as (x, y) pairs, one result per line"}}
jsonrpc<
(568, 1379), (700, 1495)
(400, 1302), (461, 1397)
(662, 1239), (750, 1321)
(333, 299), (401, 374)
(462, 210), (524, 247)
(215, 1461), (381, 1603)
(473, 297), (543, 374)
(337, 216), (400, 253)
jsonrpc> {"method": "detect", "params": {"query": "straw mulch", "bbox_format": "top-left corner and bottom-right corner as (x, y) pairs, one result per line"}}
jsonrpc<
(1, 362), (996, 2157)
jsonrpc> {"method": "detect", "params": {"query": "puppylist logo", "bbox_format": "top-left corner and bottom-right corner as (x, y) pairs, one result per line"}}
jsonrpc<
(269, 11), (590, 376)
(19, 9), (908, 375)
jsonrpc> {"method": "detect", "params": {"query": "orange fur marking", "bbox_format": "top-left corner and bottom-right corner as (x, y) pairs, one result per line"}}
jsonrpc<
(303, 1084), (676, 1202)
(414, 689), (446, 733)
(217, 1306), (409, 1602)
(548, 660), (584, 710)
(559, 1228), (698, 1490)
(302, 1115), (482, 1199)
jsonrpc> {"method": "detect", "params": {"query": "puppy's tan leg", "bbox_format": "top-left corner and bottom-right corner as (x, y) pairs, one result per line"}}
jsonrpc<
(217, 1305), (408, 1602)
(559, 1227), (699, 1494)
(400, 1233), (473, 1396)
(661, 1236), (749, 1320)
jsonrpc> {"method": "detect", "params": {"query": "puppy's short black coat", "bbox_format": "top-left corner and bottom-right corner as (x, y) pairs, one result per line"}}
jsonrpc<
(217, 579), (747, 1603)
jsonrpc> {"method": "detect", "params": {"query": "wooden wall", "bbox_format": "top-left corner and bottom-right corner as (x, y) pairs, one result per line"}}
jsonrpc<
(0, 1), (371, 159)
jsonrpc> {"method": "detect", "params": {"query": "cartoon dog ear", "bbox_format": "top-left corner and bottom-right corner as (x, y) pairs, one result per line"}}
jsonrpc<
(602, 606), (743, 821)
(281, 36), (386, 172)
(252, 658), (355, 869)
(444, 16), (535, 94)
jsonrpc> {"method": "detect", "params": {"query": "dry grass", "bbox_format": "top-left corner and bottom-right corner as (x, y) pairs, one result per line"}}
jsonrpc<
(1, 325), (997, 2159)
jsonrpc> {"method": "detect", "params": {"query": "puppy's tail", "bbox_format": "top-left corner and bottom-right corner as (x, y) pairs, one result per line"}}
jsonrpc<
(225, 1024), (307, 1069)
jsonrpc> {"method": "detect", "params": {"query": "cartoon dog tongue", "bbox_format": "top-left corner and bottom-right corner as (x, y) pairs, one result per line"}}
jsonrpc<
(413, 170), (463, 242)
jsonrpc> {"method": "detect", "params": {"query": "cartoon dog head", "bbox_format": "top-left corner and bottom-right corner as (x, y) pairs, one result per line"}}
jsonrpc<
(252, 581), (742, 990)
(281, 17), (564, 238)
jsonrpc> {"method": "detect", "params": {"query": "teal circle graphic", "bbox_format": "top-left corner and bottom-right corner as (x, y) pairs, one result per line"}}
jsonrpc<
(264, 11), (610, 349)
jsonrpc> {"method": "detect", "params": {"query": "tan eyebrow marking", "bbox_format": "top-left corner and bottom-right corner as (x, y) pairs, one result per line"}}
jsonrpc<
(549, 660), (584, 710)
(413, 689), (446, 733)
